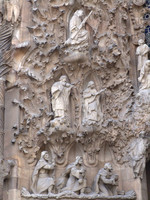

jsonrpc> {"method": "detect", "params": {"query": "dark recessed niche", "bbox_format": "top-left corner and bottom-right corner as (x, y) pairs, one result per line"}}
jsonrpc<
(145, 25), (150, 47)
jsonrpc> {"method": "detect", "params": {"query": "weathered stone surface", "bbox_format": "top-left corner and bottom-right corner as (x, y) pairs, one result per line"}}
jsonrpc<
(0, 0), (149, 199)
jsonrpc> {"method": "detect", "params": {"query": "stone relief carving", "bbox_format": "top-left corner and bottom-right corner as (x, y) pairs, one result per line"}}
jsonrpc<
(50, 75), (73, 133)
(31, 151), (55, 194)
(48, 132), (75, 165)
(63, 10), (92, 63)
(136, 39), (149, 71)
(51, 75), (73, 119)
(138, 60), (150, 91)
(127, 132), (149, 179)
(4, 0), (149, 199)
(57, 156), (87, 195)
(82, 81), (104, 127)
(65, 10), (90, 49)
(21, 159), (136, 199)
(93, 163), (118, 196)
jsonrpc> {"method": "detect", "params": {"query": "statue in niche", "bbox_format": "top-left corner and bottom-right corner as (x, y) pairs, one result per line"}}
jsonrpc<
(65, 10), (91, 50)
(31, 151), (55, 194)
(82, 81), (104, 126)
(93, 163), (118, 196)
(136, 39), (149, 71)
(138, 60), (150, 91)
(57, 156), (87, 195)
(128, 132), (149, 179)
(51, 75), (73, 123)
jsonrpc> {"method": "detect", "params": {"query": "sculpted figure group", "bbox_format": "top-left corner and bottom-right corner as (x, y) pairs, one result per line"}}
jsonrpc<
(30, 152), (118, 197)
(51, 76), (103, 129)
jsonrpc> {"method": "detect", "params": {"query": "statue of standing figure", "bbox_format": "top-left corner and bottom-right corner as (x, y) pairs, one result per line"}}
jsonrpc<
(31, 151), (55, 195)
(82, 81), (104, 126)
(138, 60), (150, 91)
(57, 156), (87, 195)
(65, 10), (91, 49)
(128, 132), (149, 179)
(136, 39), (149, 71)
(93, 163), (118, 196)
(51, 75), (73, 121)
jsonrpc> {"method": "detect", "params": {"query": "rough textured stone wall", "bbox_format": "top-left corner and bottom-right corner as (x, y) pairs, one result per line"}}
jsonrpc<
(0, 0), (149, 200)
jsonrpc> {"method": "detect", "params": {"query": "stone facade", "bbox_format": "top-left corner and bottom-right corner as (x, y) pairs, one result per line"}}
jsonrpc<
(0, 0), (149, 200)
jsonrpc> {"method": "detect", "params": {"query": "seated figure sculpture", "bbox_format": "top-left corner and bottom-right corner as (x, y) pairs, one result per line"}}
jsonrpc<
(31, 151), (55, 195)
(57, 156), (87, 195)
(93, 163), (118, 196)
(64, 10), (92, 63)
(65, 10), (89, 49)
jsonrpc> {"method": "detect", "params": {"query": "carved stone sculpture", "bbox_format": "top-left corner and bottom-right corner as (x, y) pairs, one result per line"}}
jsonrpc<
(31, 151), (55, 194)
(57, 156), (87, 194)
(93, 163), (118, 196)
(51, 75), (73, 124)
(133, 0), (146, 6)
(82, 81), (103, 126)
(65, 10), (89, 49)
(138, 60), (150, 91)
(136, 39), (149, 71)
(2, 0), (149, 199)
(6, 0), (20, 22)
(128, 132), (149, 179)
(63, 10), (91, 63)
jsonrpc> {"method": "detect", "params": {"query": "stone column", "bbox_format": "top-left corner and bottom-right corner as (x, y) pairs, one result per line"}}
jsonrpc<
(0, 78), (5, 200)
(0, 0), (4, 14)
(0, 78), (5, 159)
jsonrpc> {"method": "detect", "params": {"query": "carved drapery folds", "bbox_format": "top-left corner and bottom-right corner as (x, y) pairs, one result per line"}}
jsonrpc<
(50, 75), (74, 134)
(65, 10), (89, 49)
(57, 156), (87, 195)
(136, 39), (149, 71)
(138, 60), (150, 91)
(127, 132), (149, 179)
(93, 163), (118, 196)
(31, 151), (55, 195)
(22, 158), (136, 199)
(82, 81), (104, 128)
(63, 9), (91, 63)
